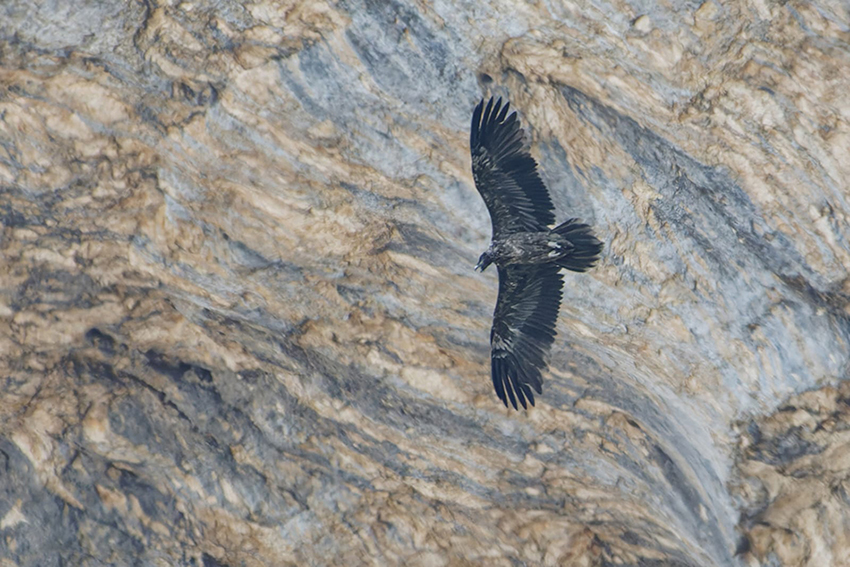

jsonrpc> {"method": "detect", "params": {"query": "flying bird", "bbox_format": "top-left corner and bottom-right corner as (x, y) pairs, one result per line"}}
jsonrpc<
(470, 96), (602, 410)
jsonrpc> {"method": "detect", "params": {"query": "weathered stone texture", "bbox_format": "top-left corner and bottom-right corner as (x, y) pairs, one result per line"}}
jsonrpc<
(1, 1), (849, 566)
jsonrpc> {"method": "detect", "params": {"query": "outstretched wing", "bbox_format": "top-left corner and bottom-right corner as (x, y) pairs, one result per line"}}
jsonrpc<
(490, 264), (564, 409)
(470, 97), (555, 238)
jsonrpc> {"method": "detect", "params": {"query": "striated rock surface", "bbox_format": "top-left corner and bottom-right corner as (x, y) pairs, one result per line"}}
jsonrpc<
(1, 1), (849, 565)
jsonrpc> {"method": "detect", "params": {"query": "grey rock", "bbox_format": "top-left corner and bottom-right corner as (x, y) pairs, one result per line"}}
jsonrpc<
(1, 0), (848, 565)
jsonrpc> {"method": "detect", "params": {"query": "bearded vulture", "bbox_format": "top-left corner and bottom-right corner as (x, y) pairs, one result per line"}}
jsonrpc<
(471, 96), (602, 409)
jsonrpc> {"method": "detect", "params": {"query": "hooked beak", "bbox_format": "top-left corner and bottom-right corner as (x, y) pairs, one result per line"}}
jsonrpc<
(475, 252), (493, 272)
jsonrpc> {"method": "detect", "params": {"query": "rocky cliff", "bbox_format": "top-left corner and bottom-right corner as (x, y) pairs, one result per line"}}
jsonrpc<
(1, 1), (849, 565)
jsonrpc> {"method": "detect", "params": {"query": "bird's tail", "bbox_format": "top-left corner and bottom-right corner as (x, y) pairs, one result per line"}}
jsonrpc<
(550, 219), (602, 272)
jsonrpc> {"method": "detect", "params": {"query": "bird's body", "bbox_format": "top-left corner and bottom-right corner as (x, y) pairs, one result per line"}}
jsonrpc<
(470, 96), (602, 409)
(483, 232), (571, 265)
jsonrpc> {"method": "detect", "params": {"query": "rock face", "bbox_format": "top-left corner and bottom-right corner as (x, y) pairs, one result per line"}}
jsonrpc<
(1, 1), (848, 565)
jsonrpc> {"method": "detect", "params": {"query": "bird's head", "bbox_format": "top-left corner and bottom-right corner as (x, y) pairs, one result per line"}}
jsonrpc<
(475, 251), (493, 272)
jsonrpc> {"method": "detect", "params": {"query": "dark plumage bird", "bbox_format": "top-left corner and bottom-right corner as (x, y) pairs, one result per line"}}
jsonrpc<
(470, 97), (602, 410)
